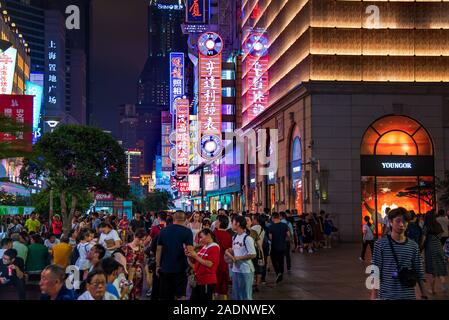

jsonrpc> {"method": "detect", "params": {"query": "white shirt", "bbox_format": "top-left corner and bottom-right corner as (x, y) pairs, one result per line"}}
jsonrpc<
(0, 248), (5, 259)
(77, 290), (118, 300)
(44, 239), (60, 250)
(436, 216), (449, 237)
(363, 224), (375, 241)
(251, 225), (265, 243)
(231, 233), (256, 274)
(99, 230), (121, 257)
(75, 242), (94, 270)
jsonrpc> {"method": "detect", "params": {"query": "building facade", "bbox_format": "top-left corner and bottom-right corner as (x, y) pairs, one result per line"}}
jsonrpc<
(241, 0), (449, 241)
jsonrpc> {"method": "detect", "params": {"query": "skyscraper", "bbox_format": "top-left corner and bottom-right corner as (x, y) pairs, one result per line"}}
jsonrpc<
(133, 0), (188, 173)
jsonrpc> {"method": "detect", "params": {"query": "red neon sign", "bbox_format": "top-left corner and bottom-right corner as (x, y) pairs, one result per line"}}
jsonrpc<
(175, 99), (190, 176)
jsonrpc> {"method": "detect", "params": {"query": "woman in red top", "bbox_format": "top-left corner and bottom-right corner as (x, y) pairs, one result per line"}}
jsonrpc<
(186, 228), (220, 301)
(51, 215), (63, 239)
(212, 215), (233, 299)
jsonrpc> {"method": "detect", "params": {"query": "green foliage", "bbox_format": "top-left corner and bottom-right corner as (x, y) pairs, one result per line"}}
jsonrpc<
(142, 189), (174, 212)
(20, 124), (129, 197)
(31, 188), (93, 219)
(0, 115), (32, 159)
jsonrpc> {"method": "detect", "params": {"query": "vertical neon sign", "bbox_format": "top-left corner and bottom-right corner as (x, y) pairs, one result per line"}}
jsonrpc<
(198, 32), (223, 160)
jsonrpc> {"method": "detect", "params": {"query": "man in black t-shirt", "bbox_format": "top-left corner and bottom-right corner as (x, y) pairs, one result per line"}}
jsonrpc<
(130, 212), (145, 234)
(156, 211), (193, 300)
(0, 249), (26, 299)
(268, 212), (290, 284)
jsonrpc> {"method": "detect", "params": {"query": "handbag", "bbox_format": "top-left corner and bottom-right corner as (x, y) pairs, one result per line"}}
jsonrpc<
(387, 236), (418, 288)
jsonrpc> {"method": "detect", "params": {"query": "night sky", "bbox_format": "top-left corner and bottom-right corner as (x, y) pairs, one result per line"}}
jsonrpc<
(90, 0), (148, 135)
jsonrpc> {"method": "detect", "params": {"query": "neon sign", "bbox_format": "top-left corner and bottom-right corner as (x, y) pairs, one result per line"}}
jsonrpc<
(198, 32), (223, 160)
(169, 52), (185, 115)
(186, 0), (206, 24)
(175, 99), (190, 176)
(243, 32), (269, 126)
(0, 47), (17, 95)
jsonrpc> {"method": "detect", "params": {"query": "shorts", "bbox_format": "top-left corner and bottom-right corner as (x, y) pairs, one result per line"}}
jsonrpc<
(159, 272), (188, 300)
(303, 236), (312, 244)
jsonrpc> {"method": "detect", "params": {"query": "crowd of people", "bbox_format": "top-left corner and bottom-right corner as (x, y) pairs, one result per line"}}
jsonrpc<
(0, 208), (338, 300)
(361, 207), (449, 300)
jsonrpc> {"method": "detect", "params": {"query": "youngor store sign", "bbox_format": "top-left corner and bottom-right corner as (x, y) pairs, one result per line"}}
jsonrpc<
(361, 155), (434, 177)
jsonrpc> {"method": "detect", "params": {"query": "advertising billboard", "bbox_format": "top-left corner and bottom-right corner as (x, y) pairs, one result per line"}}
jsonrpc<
(0, 95), (33, 150)
(0, 47), (17, 95)
(169, 53), (185, 115)
(175, 99), (190, 176)
(242, 32), (269, 126)
(186, 0), (207, 24)
(25, 81), (43, 142)
(198, 32), (223, 160)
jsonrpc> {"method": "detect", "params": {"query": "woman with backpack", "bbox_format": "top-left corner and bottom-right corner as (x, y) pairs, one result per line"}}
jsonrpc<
(74, 228), (95, 280)
(360, 215), (375, 262)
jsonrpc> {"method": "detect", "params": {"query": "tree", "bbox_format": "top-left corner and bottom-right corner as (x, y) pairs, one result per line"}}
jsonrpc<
(0, 115), (32, 159)
(396, 181), (434, 208)
(142, 189), (174, 212)
(31, 188), (93, 219)
(20, 125), (129, 234)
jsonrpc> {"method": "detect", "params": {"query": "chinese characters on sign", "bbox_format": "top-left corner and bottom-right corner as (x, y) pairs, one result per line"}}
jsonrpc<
(169, 53), (185, 115)
(242, 32), (269, 126)
(177, 181), (190, 193)
(175, 99), (190, 176)
(198, 32), (223, 160)
(199, 56), (222, 136)
(186, 0), (206, 24)
(161, 111), (172, 173)
(0, 48), (18, 95)
(47, 40), (58, 109)
(0, 95), (33, 151)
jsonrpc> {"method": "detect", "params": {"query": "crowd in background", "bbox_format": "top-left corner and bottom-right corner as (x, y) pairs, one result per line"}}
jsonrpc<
(0, 208), (338, 300)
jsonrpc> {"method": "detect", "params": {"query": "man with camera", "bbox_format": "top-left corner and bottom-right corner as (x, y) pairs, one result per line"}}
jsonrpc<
(371, 207), (427, 300)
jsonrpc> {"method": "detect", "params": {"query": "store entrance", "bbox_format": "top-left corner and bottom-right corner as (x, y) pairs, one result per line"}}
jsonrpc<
(360, 115), (434, 238)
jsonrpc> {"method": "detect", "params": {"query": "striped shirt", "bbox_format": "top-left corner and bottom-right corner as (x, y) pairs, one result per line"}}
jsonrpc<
(372, 237), (425, 300)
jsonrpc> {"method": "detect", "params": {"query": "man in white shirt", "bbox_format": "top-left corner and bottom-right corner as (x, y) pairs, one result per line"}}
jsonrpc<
(0, 238), (13, 259)
(382, 207), (391, 236)
(225, 215), (256, 300)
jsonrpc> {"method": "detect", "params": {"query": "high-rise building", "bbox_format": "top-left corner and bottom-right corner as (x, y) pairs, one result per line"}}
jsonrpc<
(138, 0), (188, 106)
(241, 0), (449, 241)
(3, 0), (44, 73)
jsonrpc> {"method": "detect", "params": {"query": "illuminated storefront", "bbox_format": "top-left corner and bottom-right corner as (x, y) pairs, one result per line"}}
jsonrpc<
(361, 115), (434, 237)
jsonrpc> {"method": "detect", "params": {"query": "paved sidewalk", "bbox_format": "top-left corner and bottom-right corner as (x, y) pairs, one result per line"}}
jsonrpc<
(253, 243), (449, 300)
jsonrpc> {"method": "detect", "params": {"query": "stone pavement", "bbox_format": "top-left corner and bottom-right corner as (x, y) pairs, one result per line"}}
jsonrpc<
(253, 242), (449, 300)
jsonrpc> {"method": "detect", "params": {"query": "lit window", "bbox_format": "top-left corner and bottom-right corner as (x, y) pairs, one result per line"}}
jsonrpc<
(222, 87), (235, 97)
(222, 70), (235, 80)
(222, 104), (234, 115)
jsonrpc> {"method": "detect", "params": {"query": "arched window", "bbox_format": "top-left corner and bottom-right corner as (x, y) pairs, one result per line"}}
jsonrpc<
(290, 126), (302, 213)
(361, 115), (433, 156)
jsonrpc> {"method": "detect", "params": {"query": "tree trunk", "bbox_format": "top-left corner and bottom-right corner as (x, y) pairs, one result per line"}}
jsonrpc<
(69, 195), (78, 232)
(60, 191), (70, 236)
